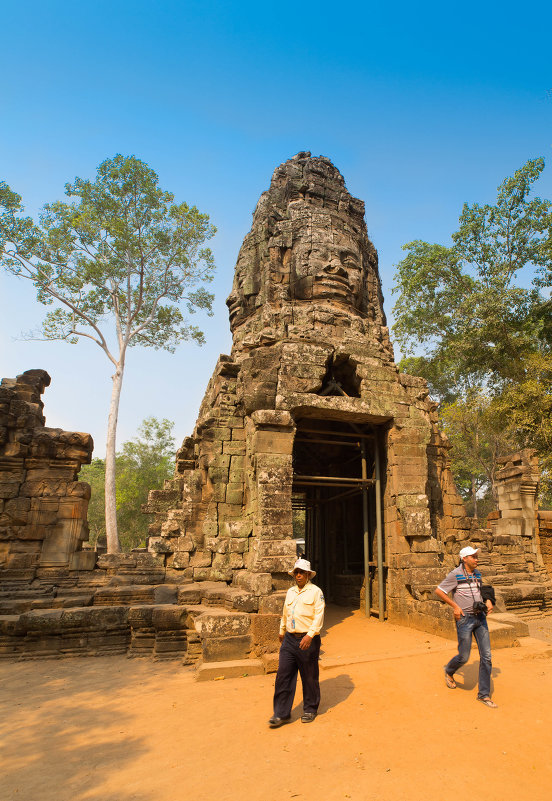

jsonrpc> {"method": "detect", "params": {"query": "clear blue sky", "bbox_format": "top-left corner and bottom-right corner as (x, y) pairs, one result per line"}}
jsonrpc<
(1, 0), (551, 455)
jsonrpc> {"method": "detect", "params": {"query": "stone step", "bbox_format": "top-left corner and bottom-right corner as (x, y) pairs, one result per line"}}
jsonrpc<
(195, 658), (265, 682)
(93, 584), (177, 606)
(487, 614), (529, 648)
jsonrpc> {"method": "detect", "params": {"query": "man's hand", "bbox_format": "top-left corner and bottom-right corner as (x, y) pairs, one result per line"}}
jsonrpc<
(485, 599), (493, 615)
(299, 634), (312, 650)
(453, 605), (464, 621)
(279, 633), (285, 643)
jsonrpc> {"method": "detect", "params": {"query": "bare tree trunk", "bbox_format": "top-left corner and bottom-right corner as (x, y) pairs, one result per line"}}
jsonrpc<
(105, 358), (125, 553)
(471, 476), (478, 519)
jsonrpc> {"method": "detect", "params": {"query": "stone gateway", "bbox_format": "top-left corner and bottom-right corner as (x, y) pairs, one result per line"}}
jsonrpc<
(1, 153), (550, 668)
(143, 152), (551, 655)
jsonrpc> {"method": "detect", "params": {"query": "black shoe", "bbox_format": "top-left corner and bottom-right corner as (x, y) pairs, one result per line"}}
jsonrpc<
(301, 712), (316, 723)
(268, 716), (290, 728)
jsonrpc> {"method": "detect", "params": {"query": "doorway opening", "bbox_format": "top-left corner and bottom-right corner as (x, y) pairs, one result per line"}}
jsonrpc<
(292, 416), (386, 619)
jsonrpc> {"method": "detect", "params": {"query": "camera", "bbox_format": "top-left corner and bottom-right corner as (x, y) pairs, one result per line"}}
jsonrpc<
(473, 601), (487, 615)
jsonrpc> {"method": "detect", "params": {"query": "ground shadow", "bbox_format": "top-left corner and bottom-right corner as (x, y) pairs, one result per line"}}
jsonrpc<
(454, 662), (501, 692)
(290, 672), (354, 718)
(0, 656), (170, 801)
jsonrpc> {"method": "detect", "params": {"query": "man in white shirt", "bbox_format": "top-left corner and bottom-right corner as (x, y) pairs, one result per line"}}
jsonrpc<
(268, 558), (325, 727)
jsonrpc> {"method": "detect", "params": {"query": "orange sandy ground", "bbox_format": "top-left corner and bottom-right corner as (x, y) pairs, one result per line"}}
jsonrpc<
(1, 607), (551, 801)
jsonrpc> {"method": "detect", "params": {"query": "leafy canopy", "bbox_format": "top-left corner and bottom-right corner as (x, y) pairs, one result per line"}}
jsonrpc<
(1, 155), (216, 358)
(392, 158), (551, 402)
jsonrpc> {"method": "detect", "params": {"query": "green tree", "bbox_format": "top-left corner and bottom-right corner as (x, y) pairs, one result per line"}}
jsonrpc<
(0, 156), (215, 553)
(392, 158), (552, 503)
(439, 392), (516, 517)
(393, 158), (551, 397)
(80, 417), (176, 552)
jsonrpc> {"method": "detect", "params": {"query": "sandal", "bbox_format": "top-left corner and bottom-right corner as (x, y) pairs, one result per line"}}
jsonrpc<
(445, 672), (457, 689)
(477, 696), (498, 708)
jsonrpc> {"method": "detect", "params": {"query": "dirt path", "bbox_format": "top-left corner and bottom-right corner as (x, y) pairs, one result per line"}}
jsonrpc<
(1, 610), (551, 801)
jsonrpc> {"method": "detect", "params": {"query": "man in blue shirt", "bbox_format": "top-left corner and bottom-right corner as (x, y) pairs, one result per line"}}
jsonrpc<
(435, 546), (497, 708)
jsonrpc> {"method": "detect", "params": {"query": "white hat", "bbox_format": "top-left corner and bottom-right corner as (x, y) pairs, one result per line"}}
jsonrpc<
(459, 546), (480, 559)
(288, 558), (316, 577)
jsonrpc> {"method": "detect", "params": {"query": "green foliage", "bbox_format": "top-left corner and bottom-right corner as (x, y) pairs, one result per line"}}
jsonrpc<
(392, 158), (552, 507)
(1, 155), (216, 352)
(80, 417), (176, 552)
(439, 392), (516, 518)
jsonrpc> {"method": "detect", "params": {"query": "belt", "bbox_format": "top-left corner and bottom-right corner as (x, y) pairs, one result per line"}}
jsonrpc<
(288, 632), (308, 638)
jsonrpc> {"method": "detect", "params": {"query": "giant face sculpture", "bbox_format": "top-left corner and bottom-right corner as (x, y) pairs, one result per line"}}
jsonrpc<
(226, 153), (380, 329)
(288, 216), (365, 308)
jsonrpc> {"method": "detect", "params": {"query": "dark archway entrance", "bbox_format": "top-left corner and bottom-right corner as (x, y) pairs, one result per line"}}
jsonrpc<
(292, 416), (386, 619)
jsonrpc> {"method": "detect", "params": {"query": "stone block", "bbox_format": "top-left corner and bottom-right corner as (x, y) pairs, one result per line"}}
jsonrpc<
(234, 571), (272, 596)
(225, 484), (244, 505)
(171, 552), (190, 569)
(258, 507), (293, 526)
(258, 591), (287, 614)
(250, 614), (280, 649)
(261, 652), (280, 673)
(153, 585), (178, 604)
(193, 567), (214, 581)
(223, 441), (246, 456)
(194, 610), (251, 638)
(57, 498), (88, 519)
(221, 520), (252, 538)
(69, 550), (96, 570)
(0, 482), (20, 500)
(400, 508), (431, 538)
(190, 551), (212, 568)
(228, 537), (249, 553)
(493, 518), (524, 538)
(217, 504), (244, 521)
(202, 634), (252, 662)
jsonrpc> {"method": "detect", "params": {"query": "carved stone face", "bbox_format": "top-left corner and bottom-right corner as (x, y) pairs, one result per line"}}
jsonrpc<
(226, 153), (380, 329)
(290, 226), (364, 307)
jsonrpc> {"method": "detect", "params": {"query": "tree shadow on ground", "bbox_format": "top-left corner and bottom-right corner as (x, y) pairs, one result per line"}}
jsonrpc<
(0, 656), (169, 801)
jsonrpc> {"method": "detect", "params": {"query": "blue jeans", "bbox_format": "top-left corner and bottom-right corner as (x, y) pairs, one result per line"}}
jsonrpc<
(445, 614), (492, 698)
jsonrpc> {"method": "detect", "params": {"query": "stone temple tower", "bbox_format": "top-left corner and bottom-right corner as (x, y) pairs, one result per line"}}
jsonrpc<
(144, 152), (551, 637)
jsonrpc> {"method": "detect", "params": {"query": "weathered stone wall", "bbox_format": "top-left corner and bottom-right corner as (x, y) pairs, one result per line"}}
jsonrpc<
(0, 370), (93, 575)
(538, 511), (552, 577)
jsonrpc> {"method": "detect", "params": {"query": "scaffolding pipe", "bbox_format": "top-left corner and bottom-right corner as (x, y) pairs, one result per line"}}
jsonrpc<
(297, 427), (375, 440)
(294, 475), (375, 484)
(361, 440), (371, 618)
(374, 431), (384, 621)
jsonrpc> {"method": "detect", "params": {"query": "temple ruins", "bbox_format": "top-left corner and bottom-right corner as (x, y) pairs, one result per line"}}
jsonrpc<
(1, 153), (551, 671)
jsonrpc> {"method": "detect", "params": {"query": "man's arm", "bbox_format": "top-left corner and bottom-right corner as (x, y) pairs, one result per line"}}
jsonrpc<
(279, 595), (289, 643)
(435, 587), (464, 620)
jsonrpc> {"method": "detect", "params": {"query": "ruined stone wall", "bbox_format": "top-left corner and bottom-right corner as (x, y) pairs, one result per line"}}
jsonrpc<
(537, 511), (552, 577)
(0, 370), (93, 575)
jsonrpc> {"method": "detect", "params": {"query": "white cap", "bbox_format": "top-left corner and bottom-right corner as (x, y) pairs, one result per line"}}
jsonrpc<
(459, 546), (480, 559)
(288, 558), (316, 577)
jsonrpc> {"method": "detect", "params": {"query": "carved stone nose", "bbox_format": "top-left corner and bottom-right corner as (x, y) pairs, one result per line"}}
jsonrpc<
(324, 260), (347, 277)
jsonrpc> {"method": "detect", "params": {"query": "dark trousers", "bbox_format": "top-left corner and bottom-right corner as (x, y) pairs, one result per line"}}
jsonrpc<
(273, 632), (321, 718)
